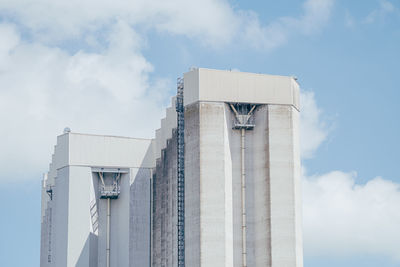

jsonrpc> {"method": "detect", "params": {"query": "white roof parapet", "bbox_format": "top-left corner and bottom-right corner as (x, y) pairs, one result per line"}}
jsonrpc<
(68, 133), (154, 169)
(183, 68), (300, 110)
(46, 132), (155, 171)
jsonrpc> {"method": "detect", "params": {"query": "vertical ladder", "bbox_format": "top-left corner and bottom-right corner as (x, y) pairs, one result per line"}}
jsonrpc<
(176, 78), (185, 267)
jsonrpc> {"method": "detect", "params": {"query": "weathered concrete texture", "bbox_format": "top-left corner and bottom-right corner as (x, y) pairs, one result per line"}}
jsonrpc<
(184, 68), (300, 110)
(184, 103), (201, 267)
(53, 167), (69, 267)
(187, 102), (274, 266)
(268, 105), (303, 267)
(67, 166), (95, 267)
(97, 172), (130, 267)
(154, 98), (178, 160)
(242, 104), (272, 267)
(40, 134), (69, 267)
(41, 69), (302, 267)
(182, 101), (301, 267)
(152, 161), (161, 267)
(41, 133), (153, 267)
(130, 168), (152, 267)
(152, 129), (178, 267)
(199, 102), (227, 266)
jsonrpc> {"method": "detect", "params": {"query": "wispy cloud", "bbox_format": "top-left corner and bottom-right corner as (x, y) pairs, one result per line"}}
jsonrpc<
(344, 9), (356, 28)
(364, 0), (397, 24)
(242, 0), (335, 50)
(300, 91), (330, 159)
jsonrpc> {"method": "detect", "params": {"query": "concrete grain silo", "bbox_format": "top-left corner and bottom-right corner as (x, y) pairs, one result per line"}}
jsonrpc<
(40, 133), (154, 266)
(40, 68), (303, 267)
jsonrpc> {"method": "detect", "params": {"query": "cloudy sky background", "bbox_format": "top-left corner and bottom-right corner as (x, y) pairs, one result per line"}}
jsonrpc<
(0, 0), (399, 266)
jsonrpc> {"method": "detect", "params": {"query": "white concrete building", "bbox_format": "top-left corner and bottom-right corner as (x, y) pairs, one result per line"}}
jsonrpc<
(40, 133), (154, 266)
(41, 68), (303, 267)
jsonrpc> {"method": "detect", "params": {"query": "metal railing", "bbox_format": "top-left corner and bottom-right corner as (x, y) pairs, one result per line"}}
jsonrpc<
(99, 183), (121, 199)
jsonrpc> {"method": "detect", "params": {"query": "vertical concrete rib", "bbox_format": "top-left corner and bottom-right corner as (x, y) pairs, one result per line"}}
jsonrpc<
(268, 105), (302, 267)
(199, 102), (226, 266)
(223, 106), (234, 267)
(184, 102), (200, 267)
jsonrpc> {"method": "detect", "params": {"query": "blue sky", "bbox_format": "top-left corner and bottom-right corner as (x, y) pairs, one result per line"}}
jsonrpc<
(0, 0), (399, 266)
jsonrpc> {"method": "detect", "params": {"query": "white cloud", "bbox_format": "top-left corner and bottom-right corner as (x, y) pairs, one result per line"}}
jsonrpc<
(300, 91), (329, 159)
(303, 171), (400, 260)
(0, 23), (20, 56)
(0, 0), (238, 46)
(299, 86), (400, 261)
(0, 1), (399, 263)
(0, 0), (337, 183)
(295, 0), (335, 34)
(243, 0), (335, 50)
(0, 0), (334, 50)
(364, 0), (397, 24)
(0, 22), (170, 182)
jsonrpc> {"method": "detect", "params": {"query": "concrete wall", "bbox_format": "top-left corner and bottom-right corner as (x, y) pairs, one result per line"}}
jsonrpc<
(184, 103), (201, 267)
(245, 105), (272, 266)
(180, 68), (302, 266)
(67, 166), (93, 267)
(130, 167), (152, 267)
(151, 95), (181, 267)
(143, 69), (302, 267)
(68, 133), (154, 169)
(53, 167), (69, 267)
(152, 130), (178, 267)
(184, 68), (300, 110)
(183, 101), (302, 267)
(183, 102), (271, 266)
(40, 133), (69, 267)
(268, 105), (303, 267)
(41, 133), (154, 267)
(198, 102), (228, 266)
(41, 68), (302, 267)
